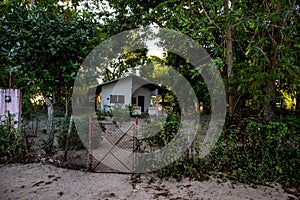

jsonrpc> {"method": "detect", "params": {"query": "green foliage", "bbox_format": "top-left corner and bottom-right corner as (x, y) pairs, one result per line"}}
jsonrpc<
(140, 113), (180, 149)
(53, 110), (65, 117)
(156, 114), (300, 187)
(56, 117), (85, 151)
(111, 106), (132, 123)
(41, 138), (56, 155)
(0, 0), (105, 150)
(218, 121), (289, 184)
(0, 0), (298, 188)
(156, 156), (210, 182)
(0, 117), (24, 163)
(102, 0), (300, 119)
(96, 110), (110, 120)
(0, 3), (101, 108)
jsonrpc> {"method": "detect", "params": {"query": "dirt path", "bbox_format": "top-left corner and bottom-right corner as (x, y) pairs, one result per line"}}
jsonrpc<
(0, 163), (295, 200)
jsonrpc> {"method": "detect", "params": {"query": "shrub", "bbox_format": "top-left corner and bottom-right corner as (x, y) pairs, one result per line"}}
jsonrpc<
(140, 112), (180, 149)
(0, 117), (24, 163)
(155, 113), (300, 187)
(56, 117), (85, 151)
(205, 116), (300, 187)
(111, 106), (132, 123)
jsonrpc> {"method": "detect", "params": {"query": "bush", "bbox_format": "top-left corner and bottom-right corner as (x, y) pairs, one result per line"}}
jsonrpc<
(56, 117), (85, 151)
(111, 106), (132, 123)
(220, 117), (299, 187)
(155, 113), (300, 187)
(140, 112), (180, 149)
(0, 117), (24, 163)
(214, 121), (288, 184)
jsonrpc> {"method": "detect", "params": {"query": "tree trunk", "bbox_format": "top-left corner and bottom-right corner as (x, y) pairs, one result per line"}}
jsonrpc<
(296, 90), (300, 119)
(65, 94), (69, 117)
(64, 115), (73, 162)
(45, 96), (55, 146)
(263, 85), (276, 121)
(224, 0), (235, 115)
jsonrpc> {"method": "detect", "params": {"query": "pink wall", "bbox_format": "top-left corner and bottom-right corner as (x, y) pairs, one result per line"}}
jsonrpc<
(0, 89), (22, 128)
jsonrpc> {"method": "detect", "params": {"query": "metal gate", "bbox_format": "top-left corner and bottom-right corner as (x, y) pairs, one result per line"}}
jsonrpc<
(87, 116), (138, 173)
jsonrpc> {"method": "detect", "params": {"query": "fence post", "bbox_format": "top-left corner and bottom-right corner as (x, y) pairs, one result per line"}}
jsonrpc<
(64, 115), (73, 162)
(88, 116), (93, 171)
(133, 116), (138, 172)
(135, 116), (138, 126)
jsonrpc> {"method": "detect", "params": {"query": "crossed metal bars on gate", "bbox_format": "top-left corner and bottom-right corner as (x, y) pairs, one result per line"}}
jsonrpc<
(87, 116), (138, 173)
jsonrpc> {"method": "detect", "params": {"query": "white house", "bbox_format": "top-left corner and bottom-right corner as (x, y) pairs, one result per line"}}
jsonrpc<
(93, 75), (162, 115)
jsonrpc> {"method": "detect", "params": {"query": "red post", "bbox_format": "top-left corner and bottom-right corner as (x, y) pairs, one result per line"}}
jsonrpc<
(6, 67), (12, 88)
(135, 116), (138, 126)
(133, 116), (139, 172)
(9, 71), (12, 89)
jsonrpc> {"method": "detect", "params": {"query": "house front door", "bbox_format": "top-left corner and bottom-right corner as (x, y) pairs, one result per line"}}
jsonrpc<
(138, 96), (145, 112)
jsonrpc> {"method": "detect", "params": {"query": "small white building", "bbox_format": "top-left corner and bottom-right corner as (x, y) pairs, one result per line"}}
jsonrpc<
(93, 75), (162, 115)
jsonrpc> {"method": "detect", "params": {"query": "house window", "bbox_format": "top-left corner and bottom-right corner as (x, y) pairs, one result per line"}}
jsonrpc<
(110, 95), (125, 103)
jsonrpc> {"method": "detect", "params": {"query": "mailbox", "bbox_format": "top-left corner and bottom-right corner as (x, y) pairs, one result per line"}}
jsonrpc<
(5, 95), (11, 103)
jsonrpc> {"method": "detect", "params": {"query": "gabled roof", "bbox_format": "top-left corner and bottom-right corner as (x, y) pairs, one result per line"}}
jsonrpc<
(99, 74), (149, 86)
(89, 74), (167, 95)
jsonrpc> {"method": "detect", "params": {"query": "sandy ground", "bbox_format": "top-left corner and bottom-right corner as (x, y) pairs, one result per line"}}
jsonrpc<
(0, 163), (297, 200)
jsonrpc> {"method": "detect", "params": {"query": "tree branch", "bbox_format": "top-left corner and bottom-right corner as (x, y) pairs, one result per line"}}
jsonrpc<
(256, 46), (271, 64)
(198, 1), (223, 34)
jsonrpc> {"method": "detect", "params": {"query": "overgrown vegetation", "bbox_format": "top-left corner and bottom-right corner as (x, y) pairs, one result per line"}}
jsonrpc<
(139, 113), (181, 149)
(56, 117), (85, 151)
(156, 113), (300, 188)
(0, 0), (299, 191)
(0, 117), (24, 164)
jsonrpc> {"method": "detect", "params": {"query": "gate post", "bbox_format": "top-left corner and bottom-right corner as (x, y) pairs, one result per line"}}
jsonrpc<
(133, 116), (138, 172)
(88, 116), (93, 171)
